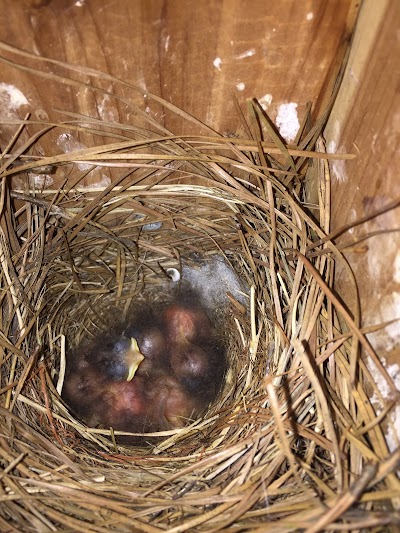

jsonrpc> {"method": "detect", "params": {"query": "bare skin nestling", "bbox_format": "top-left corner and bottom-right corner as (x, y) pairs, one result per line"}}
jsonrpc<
(62, 295), (226, 442)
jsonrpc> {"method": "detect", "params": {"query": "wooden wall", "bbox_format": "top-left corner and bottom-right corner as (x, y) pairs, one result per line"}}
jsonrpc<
(1, 0), (354, 142)
(325, 0), (400, 367)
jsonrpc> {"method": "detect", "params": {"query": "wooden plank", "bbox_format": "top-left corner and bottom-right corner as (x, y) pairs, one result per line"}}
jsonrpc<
(0, 0), (353, 140)
(324, 0), (400, 367)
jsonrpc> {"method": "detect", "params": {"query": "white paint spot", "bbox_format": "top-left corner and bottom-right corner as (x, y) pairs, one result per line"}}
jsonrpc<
(206, 109), (214, 125)
(347, 208), (357, 234)
(327, 140), (337, 154)
(370, 364), (399, 403)
(236, 82), (246, 91)
(370, 132), (378, 153)
(259, 93), (273, 110)
(56, 133), (93, 171)
(367, 230), (389, 280)
(327, 140), (349, 183)
(394, 252), (400, 284)
(136, 76), (147, 91)
(331, 159), (347, 183)
(275, 102), (300, 142)
(234, 48), (256, 60)
(97, 92), (115, 122)
(29, 174), (53, 188)
(85, 174), (111, 189)
(349, 67), (360, 85)
(0, 83), (29, 111)
(164, 35), (170, 52)
(75, 0), (85, 5)
(377, 292), (400, 349)
(145, 106), (151, 114)
(369, 360), (400, 452)
(366, 233), (400, 352)
(213, 57), (222, 71)
(306, 12), (314, 21)
(386, 405), (400, 452)
(327, 120), (342, 153)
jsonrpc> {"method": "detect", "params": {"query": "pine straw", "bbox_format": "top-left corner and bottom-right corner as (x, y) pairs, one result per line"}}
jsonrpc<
(0, 46), (400, 532)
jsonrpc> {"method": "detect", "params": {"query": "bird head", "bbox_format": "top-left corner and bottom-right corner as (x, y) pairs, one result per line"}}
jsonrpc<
(91, 336), (145, 382)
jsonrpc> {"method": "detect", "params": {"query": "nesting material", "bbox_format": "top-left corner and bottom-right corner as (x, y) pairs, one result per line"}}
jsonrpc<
(0, 46), (399, 532)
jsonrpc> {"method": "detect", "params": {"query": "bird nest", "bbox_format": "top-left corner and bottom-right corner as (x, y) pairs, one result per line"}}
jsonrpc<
(0, 52), (399, 532)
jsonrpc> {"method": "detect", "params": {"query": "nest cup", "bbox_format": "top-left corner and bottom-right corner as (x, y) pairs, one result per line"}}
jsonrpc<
(40, 185), (248, 446)
(0, 71), (399, 530)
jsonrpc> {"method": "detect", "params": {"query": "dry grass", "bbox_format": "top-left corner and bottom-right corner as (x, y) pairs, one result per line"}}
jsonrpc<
(0, 43), (399, 532)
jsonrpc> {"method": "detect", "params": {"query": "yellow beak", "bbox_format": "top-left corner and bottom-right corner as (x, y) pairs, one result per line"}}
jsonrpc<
(125, 338), (145, 381)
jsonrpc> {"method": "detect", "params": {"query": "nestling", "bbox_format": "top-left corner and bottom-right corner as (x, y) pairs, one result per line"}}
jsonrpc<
(62, 293), (226, 442)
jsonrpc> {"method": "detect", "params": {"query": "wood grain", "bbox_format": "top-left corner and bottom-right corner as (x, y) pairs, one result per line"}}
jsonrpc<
(325, 0), (400, 363)
(0, 0), (354, 138)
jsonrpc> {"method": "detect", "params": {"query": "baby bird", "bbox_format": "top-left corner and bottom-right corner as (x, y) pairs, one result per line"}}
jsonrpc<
(62, 329), (146, 428)
(162, 294), (226, 401)
(62, 294), (226, 443)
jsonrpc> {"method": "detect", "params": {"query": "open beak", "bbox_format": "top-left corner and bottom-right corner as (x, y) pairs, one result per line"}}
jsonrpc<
(125, 338), (145, 381)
